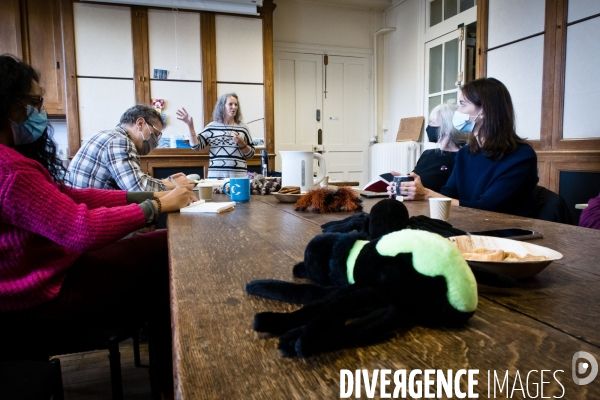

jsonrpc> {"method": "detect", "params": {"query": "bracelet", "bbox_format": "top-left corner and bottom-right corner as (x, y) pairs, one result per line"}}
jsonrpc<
(151, 196), (162, 214)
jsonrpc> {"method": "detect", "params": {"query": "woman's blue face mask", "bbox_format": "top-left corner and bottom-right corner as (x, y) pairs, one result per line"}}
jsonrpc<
(10, 105), (48, 145)
(452, 110), (482, 132)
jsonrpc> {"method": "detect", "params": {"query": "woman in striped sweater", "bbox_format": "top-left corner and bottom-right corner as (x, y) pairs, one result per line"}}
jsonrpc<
(0, 54), (195, 396)
(177, 92), (255, 178)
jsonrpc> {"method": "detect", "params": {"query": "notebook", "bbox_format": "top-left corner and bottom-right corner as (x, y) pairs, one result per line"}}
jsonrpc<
(180, 200), (236, 214)
(362, 173), (395, 192)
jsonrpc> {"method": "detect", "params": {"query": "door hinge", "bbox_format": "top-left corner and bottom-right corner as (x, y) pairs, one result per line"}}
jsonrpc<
(324, 55), (329, 66)
(458, 26), (465, 41)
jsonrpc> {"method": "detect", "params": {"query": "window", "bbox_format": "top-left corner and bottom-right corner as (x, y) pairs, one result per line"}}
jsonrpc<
(429, 0), (476, 27)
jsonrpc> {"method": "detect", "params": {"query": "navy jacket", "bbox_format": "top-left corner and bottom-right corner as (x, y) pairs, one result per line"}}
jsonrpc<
(440, 144), (538, 217)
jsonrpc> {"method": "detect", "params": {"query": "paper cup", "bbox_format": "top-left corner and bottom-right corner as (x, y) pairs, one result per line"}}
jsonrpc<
(429, 198), (452, 221)
(197, 184), (213, 201)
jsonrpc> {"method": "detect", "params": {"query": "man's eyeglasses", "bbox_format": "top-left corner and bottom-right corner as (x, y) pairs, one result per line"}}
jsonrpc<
(146, 121), (163, 139)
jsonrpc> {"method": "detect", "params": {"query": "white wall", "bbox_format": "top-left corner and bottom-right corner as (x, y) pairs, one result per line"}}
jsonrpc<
(273, 0), (377, 49)
(382, 0), (421, 143)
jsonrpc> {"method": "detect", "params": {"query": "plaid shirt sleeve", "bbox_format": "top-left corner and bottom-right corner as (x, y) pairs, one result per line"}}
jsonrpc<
(105, 136), (167, 192)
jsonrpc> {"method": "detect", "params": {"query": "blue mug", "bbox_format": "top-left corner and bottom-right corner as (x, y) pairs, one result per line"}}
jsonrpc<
(223, 178), (250, 203)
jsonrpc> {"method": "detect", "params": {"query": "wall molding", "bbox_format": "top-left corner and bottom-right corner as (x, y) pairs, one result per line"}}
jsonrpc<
(274, 41), (372, 56)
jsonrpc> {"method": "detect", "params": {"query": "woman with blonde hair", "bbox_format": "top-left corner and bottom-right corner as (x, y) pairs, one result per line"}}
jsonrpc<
(388, 103), (467, 193)
(177, 92), (255, 178)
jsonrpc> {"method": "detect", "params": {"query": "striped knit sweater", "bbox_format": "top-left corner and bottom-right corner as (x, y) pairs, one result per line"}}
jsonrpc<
(192, 121), (255, 178)
(0, 144), (147, 311)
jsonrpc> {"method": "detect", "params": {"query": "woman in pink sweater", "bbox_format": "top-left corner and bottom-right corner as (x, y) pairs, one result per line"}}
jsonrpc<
(0, 55), (195, 395)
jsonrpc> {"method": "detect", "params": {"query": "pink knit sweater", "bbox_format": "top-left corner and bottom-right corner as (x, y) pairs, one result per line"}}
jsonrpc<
(0, 144), (147, 311)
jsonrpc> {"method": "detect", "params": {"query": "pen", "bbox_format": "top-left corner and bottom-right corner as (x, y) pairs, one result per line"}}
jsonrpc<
(169, 175), (179, 188)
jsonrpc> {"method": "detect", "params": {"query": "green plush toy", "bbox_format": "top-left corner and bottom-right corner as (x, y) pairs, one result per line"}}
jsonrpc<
(246, 219), (479, 358)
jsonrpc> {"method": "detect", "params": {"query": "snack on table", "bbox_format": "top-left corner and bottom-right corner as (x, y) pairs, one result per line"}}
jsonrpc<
(462, 248), (505, 261)
(278, 186), (301, 194)
(462, 247), (548, 262)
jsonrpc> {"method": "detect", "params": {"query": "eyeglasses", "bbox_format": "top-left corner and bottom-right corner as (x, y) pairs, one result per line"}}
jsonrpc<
(146, 121), (163, 139)
(27, 95), (44, 109)
(15, 95), (45, 116)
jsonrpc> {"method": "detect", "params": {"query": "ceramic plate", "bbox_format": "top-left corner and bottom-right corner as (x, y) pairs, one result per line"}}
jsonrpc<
(449, 235), (563, 279)
(273, 193), (303, 203)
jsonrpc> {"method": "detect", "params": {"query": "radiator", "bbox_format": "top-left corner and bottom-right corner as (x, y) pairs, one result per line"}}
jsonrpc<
(370, 141), (421, 181)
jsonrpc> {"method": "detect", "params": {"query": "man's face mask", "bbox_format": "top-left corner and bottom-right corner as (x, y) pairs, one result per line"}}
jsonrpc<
(11, 105), (48, 145)
(452, 110), (482, 132)
(140, 121), (160, 155)
(425, 125), (439, 143)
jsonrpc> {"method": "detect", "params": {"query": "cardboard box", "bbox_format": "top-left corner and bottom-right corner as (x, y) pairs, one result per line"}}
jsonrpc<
(396, 116), (424, 142)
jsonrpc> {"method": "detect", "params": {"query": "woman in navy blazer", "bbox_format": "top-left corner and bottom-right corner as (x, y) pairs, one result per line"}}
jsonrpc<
(398, 78), (538, 217)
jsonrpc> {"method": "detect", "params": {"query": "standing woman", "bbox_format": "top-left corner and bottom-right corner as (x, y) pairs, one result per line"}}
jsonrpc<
(177, 93), (255, 178)
(0, 54), (196, 396)
(398, 78), (538, 217)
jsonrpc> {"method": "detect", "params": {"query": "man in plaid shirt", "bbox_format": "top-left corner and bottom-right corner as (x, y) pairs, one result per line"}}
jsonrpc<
(66, 104), (195, 192)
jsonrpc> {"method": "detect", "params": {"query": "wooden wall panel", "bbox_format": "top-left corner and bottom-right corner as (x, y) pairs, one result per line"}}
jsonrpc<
(26, 0), (65, 114)
(0, 0), (23, 57)
(537, 150), (600, 192)
(537, 159), (551, 189)
(475, 0), (488, 79)
(60, 0), (81, 157)
(131, 6), (150, 105)
(260, 0), (276, 160)
(201, 12), (217, 125)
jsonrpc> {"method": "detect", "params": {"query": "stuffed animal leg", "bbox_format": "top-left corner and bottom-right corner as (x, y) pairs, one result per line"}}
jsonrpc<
(246, 229), (479, 358)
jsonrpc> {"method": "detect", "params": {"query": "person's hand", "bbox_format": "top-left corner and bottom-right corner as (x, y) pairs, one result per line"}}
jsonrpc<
(160, 172), (197, 190)
(398, 172), (428, 201)
(172, 173), (197, 190)
(232, 132), (247, 149)
(176, 108), (193, 126)
(156, 186), (197, 213)
(386, 171), (402, 198)
(387, 181), (396, 198)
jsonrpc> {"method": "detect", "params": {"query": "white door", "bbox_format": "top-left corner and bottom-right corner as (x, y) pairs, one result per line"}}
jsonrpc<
(274, 51), (372, 186)
(322, 55), (371, 186)
(273, 52), (322, 171)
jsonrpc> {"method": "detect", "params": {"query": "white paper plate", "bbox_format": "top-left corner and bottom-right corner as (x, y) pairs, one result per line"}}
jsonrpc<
(449, 235), (563, 279)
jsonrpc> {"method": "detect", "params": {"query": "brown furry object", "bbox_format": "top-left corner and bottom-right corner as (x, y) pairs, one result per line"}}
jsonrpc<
(294, 187), (363, 213)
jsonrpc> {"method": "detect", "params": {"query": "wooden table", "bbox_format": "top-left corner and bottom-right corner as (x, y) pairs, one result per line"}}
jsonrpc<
(167, 195), (600, 399)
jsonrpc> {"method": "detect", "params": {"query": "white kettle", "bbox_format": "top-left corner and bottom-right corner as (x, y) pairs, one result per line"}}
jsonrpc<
(280, 151), (326, 192)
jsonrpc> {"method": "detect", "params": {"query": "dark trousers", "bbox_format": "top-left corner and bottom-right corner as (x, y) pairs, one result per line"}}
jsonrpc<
(3, 230), (173, 393)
